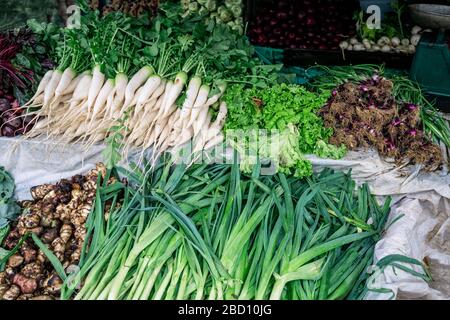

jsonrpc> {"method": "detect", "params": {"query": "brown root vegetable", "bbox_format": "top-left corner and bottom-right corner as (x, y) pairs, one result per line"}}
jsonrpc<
(0, 163), (109, 300)
(19, 200), (33, 208)
(70, 247), (82, 264)
(60, 224), (73, 243)
(42, 273), (63, 295)
(23, 212), (41, 228)
(30, 184), (54, 200)
(1, 285), (20, 300)
(56, 179), (73, 193)
(7, 254), (24, 268)
(21, 262), (43, 280)
(4, 267), (15, 279)
(0, 284), (10, 297)
(41, 228), (58, 244)
(12, 274), (38, 294)
(0, 272), (8, 284)
(51, 237), (66, 261)
(36, 250), (48, 264)
(20, 244), (37, 264)
(4, 229), (20, 249)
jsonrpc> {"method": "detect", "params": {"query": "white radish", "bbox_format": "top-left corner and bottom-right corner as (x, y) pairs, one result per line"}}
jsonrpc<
(23, 70), (53, 106)
(129, 86), (145, 109)
(187, 84), (210, 127)
(381, 45), (391, 52)
(201, 109), (227, 151)
(204, 133), (224, 150)
(411, 26), (422, 35)
(162, 71), (188, 116)
(106, 88), (116, 114)
(62, 73), (83, 96)
(362, 39), (371, 49)
(410, 34), (421, 46)
(123, 66), (154, 109)
(372, 45), (380, 51)
(193, 112), (212, 152)
(390, 37), (400, 47)
(179, 76), (202, 121)
(155, 112), (178, 150)
(69, 74), (92, 106)
(377, 36), (390, 46)
(193, 106), (210, 137)
(204, 83), (226, 106)
(155, 80), (173, 118)
(339, 41), (349, 50)
(87, 65), (105, 112)
(353, 44), (364, 51)
(148, 80), (167, 102)
(212, 102), (228, 129)
(191, 85), (225, 135)
(172, 126), (194, 147)
(43, 70), (63, 107)
(88, 78), (115, 126)
(401, 38), (410, 46)
(54, 67), (77, 97)
(135, 75), (162, 111)
(111, 72), (128, 116)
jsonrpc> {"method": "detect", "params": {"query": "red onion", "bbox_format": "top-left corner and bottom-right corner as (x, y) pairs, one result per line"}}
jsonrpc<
(0, 98), (10, 113)
(406, 103), (418, 111)
(392, 118), (402, 126)
(1, 125), (15, 137)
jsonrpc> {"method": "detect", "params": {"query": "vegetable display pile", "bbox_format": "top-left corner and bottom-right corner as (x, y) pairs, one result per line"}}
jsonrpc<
(248, 0), (358, 50)
(58, 157), (421, 300)
(320, 75), (443, 170)
(340, 22), (426, 54)
(0, 28), (54, 137)
(338, 1), (424, 55)
(181, 0), (244, 35)
(223, 84), (346, 177)
(0, 164), (112, 300)
(16, 3), (278, 162)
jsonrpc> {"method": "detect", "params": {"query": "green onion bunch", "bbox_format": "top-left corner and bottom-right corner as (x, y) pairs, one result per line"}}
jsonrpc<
(61, 155), (428, 300)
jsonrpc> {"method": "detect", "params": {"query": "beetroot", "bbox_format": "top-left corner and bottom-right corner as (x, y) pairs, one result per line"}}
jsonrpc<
(1, 125), (15, 137)
(0, 98), (10, 113)
(5, 116), (22, 129)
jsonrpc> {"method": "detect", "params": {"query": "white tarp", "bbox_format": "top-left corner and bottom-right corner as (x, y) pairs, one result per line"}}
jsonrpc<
(1, 137), (449, 299)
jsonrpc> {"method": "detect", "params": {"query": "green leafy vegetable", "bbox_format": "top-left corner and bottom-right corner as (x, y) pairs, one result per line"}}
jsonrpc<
(223, 84), (346, 176)
(0, 167), (20, 228)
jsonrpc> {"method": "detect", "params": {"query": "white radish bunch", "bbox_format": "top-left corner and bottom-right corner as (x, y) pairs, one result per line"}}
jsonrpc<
(339, 25), (425, 55)
(23, 64), (228, 162)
